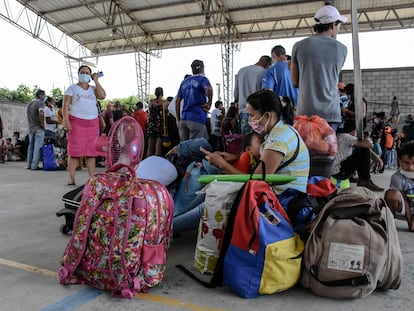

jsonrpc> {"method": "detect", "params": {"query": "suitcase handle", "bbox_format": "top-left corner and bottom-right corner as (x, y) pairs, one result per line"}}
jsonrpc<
(106, 163), (136, 177)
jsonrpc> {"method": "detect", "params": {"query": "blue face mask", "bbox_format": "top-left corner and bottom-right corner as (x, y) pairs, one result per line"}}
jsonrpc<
(42, 96), (47, 103)
(78, 73), (91, 83)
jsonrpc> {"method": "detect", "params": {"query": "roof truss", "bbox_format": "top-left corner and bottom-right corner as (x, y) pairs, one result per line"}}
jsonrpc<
(0, 0), (413, 61)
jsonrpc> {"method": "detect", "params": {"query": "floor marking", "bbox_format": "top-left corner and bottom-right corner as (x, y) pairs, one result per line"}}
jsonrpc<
(0, 257), (226, 311)
(135, 293), (226, 311)
(39, 287), (103, 311)
(0, 257), (57, 278)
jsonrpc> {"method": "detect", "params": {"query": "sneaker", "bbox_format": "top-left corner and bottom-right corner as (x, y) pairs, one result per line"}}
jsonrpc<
(357, 179), (384, 191)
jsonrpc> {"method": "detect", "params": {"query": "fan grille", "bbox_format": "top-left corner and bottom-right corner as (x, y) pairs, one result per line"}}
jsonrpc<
(106, 116), (144, 168)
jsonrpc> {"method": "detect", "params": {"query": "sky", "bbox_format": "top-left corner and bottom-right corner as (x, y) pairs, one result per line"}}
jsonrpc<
(1, 17), (414, 102)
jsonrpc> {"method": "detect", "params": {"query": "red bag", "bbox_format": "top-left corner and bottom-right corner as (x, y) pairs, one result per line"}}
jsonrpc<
(293, 115), (337, 156)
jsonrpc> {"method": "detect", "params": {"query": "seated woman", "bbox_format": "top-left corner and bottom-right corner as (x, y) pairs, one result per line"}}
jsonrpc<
(204, 90), (310, 196)
(173, 91), (310, 234)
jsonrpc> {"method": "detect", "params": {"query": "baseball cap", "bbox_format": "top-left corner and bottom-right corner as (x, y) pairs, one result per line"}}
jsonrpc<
(314, 5), (347, 24)
(191, 59), (204, 71)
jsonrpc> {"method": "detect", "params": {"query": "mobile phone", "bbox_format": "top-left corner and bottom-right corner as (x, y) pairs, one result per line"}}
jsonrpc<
(97, 71), (104, 78)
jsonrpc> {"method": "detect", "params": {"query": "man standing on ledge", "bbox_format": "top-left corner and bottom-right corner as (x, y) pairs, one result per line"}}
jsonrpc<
(291, 4), (348, 132)
(175, 60), (213, 141)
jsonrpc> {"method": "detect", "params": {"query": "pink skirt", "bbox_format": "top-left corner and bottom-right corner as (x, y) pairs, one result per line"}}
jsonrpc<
(67, 115), (99, 157)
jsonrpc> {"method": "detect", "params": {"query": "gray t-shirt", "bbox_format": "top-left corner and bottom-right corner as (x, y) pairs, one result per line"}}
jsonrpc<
(234, 64), (266, 112)
(27, 99), (44, 134)
(292, 35), (347, 123)
(390, 171), (414, 210)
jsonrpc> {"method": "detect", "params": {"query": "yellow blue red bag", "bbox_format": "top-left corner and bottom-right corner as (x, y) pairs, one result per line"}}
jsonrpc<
(212, 178), (304, 298)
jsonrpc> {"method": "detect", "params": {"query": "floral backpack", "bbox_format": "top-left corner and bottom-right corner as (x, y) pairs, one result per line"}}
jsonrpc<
(59, 164), (174, 299)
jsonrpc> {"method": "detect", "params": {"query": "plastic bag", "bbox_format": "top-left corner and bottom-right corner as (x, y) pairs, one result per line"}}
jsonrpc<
(293, 115), (337, 156)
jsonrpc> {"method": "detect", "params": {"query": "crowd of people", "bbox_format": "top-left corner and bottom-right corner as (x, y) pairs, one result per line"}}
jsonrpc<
(1, 3), (413, 231)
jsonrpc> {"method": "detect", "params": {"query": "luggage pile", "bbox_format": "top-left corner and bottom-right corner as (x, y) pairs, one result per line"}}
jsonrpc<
(57, 117), (403, 300)
(180, 178), (402, 299)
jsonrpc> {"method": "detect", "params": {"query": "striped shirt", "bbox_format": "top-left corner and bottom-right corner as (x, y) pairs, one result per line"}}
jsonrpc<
(262, 120), (310, 193)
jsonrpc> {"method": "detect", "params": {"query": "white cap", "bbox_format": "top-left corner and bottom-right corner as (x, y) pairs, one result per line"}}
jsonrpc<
(314, 5), (347, 24)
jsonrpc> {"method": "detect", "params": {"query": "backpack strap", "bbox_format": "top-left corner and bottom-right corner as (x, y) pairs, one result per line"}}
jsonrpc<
(277, 127), (300, 172)
(310, 265), (370, 287)
(59, 193), (103, 284)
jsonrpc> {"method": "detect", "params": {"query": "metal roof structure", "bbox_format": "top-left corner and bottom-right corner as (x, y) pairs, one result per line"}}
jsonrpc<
(1, 0), (414, 102)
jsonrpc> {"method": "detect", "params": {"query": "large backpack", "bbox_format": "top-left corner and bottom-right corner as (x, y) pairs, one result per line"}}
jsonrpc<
(59, 164), (174, 298)
(301, 187), (402, 299)
(212, 178), (303, 298)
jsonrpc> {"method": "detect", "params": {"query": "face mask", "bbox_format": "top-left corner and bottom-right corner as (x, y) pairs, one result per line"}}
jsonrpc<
(400, 169), (414, 179)
(78, 73), (91, 83)
(248, 113), (268, 135)
(42, 96), (47, 103)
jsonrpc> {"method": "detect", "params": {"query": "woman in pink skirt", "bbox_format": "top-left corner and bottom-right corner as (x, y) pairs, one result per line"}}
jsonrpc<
(63, 65), (106, 186)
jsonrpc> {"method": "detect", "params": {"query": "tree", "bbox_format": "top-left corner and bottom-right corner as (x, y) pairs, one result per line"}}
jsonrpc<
(0, 84), (33, 102)
(52, 87), (63, 100)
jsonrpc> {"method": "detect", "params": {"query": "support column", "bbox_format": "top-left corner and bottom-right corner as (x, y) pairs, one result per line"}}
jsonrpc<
(135, 51), (150, 106)
(220, 23), (235, 109)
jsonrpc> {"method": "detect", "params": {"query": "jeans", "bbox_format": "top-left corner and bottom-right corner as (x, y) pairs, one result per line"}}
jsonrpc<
(329, 122), (342, 133)
(384, 148), (394, 168)
(173, 201), (205, 233)
(239, 112), (252, 135)
(177, 137), (212, 163)
(179, 120), (208, 141)
(44, 130), (56, 139)
(27, 129), (45, 169)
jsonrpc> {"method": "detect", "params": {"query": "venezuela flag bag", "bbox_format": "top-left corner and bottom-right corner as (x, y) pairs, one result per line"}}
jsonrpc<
(213, 179), (304, 298)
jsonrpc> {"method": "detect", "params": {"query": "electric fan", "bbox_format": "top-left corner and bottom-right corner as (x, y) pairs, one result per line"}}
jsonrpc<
(95, 116), (144, 168)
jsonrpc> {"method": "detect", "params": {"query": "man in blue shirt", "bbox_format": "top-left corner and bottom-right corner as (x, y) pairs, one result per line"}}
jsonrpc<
(262, 45), (298, 108)
(176, 60), (213, 141)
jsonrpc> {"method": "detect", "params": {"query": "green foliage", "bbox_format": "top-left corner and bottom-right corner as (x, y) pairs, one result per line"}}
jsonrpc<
(0, 84), (33, 102)
(52, 88), (63, 100)
(112, 95), (140, 110)
(0, 84), (142, 106)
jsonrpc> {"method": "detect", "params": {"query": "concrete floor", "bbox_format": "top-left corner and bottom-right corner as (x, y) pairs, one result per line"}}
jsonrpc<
(0, 160), (412, 311)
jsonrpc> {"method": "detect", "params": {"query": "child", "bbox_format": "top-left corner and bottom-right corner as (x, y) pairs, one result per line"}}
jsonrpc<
(201, 132), (263, 174)
(232, 132), (263, 173)
(0, 139), (5, 163)
(371, 134), (383, 173)
(5, 138), (14, 161)
(384, 141), (414, 231)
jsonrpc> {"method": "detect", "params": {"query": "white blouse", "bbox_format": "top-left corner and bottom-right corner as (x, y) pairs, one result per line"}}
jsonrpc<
(64, 84), (98, 120)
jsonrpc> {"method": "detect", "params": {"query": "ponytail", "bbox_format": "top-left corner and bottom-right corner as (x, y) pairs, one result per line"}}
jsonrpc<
(280, 96), (294, 125)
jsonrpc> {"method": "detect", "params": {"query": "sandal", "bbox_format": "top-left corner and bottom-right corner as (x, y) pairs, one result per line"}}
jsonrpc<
(67, 182), (76, 187)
